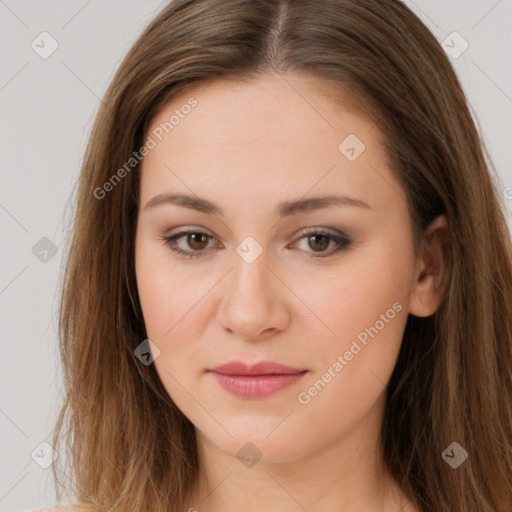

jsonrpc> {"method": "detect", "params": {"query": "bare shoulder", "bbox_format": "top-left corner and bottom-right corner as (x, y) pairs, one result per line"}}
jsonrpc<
(32, 508), (74, 512)
(33, 505), (94, 512)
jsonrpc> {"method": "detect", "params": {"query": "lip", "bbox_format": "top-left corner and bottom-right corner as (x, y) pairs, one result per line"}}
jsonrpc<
(208, 361), (308, 399)
(210, 361), (306, 375)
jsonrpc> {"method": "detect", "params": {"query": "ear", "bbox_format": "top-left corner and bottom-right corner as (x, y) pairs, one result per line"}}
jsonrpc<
(408, 214), (451, 318)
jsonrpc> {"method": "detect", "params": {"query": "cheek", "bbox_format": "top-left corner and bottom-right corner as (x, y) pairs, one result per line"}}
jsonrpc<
(301, 243), (411, 406)
(135, 233), (194, 320)
(135, 237), (186, 339)
(309, 243), (408, 327)
(303, 280), (406, 392)
(135, 237), (215, 363)
(292, 277), (408, 441)
(136, 260), (170, 337)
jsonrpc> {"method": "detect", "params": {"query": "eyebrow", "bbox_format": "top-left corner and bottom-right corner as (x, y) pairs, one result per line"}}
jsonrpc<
(143, 192), (372, 217)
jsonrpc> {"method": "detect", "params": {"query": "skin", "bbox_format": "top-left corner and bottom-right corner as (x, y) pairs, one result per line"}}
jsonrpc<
(134, 72), (450, 512)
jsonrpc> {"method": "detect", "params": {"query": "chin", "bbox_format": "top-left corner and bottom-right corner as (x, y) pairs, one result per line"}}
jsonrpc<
(200, 421), (311, 466)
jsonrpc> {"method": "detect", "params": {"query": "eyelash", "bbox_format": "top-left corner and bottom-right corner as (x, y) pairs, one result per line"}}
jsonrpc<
(160, 227), (351, 260)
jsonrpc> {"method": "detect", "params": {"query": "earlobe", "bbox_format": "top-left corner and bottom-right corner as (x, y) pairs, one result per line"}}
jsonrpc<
(408, 214), (451, 318)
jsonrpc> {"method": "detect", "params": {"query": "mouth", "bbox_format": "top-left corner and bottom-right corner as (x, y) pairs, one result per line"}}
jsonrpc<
(208, 361), (308, 399)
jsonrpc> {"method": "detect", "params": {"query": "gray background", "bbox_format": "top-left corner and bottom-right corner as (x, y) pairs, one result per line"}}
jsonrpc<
(1, 1), (511, 511)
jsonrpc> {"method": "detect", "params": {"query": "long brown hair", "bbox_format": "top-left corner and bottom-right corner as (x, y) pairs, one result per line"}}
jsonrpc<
(52, 0), (512, 510)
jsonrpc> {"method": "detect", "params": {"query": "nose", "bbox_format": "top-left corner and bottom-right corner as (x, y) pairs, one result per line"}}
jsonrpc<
(216, 248), (290, 341)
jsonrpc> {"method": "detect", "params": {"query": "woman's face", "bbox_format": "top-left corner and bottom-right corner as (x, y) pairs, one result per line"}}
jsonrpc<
(135, 73), (422, 464)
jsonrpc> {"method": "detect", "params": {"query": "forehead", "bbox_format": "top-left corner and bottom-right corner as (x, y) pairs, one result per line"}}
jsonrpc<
(146, 73), (382, 147)
(139, 73), (398, 217)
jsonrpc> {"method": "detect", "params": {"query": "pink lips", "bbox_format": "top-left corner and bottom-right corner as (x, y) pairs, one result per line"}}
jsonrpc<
(208, 361), (308, 399)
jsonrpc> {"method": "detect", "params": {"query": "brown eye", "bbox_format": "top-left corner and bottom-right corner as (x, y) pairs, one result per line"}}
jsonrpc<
(162, 227), (351, 260)
(162, 230), (217, 259)
(307, 233), (331, 252)
(186, 232), (209, 250)
(293, 228), (351, 258)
